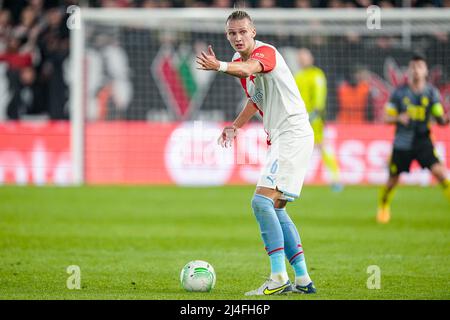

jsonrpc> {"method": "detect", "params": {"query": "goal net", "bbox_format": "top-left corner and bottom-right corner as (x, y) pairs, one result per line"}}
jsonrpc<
(70, 8), (450, 186)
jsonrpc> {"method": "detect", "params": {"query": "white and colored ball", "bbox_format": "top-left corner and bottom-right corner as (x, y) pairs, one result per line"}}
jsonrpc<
(180, 260), (216, 292)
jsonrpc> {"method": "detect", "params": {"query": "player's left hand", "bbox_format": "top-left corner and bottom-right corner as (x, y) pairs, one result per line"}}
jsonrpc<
(196, 45), (220, 71)
(217, 125), (238, 148)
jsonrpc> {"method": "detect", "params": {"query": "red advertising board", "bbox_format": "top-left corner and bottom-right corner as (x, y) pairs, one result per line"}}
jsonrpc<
(0, 121), (71, 185)
(0, 121), (448, 186)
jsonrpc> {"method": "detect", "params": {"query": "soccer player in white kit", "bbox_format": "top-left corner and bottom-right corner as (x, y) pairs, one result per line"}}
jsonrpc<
(196, 10), (316, 295)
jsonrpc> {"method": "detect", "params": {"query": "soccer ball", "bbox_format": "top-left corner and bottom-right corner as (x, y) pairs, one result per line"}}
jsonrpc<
(180, 260), (216, 292)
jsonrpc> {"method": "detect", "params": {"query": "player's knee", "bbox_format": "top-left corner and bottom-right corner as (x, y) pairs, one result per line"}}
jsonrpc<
(274, 207), (291, 224)
(274, 199), (287, 209)
(251, 194), (274, 213)
(388, 174), (400, 186)
(431, 163), (446, 183)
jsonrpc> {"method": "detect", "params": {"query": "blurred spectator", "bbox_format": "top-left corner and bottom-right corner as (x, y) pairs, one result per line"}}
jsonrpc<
(375, 36), (396, 50)
(100, 0), (133, 7)
(413, 0), (441, 7)
(212, 0), (232, 7)
(343, 0), (358, 7)
(357, 0), (372, 6)
(141, 0), (161, 7)
(85, 31), (132, 120)
(13, 6), (37, 40)
(378, 0), (395, 8)
(0, 33), (33, 72)
(3, 0), (447, 12)
(294, 0), (312, 7)
(159, 0), (174, 6)
(0, 32), (37, 119)
(337, 65), (373, 124)
(1, 0), (29, 25)
(141, 0), (172, 7)
(0, 1), (71, 121)
(36, 7), (70, 119)
(184, 1), (209, 7)
(29, 0), (45, 17)
(6, 66), (40, 119)
(0, 10), (12, 52)
(329, 0), (344, 8)
(258, 0), (277, 7)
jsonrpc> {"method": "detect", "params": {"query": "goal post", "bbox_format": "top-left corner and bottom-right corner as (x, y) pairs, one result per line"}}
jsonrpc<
(70, 8), (450, 186)
(70, 9), (85, 186)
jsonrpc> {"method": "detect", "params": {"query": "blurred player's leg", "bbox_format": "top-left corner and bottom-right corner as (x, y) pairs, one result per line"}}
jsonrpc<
(321, 146), (342, 192)
(313, 119), (342, 191)
(377, 175), (399, 224)
(378, 149), (412, 223)
(444, 180), (450, 202)
(415, 140), (450, 202)
(274, 205), (316, 294)
(430, 163), (450, 202)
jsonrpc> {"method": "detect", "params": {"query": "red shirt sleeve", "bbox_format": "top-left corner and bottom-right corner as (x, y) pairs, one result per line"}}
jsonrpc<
(250, 46), (276, 73)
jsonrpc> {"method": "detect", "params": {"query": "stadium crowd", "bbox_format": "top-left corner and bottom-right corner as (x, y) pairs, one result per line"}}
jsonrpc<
(0, 0), (76, 120)
(88, 0), (450, 8)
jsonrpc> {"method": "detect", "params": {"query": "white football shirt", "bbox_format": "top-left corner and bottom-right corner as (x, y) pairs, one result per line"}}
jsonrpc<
(232, 40), (311, 143)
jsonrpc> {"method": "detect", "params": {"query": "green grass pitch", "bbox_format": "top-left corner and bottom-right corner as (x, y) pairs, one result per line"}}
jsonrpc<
(0, 185), (449, 300)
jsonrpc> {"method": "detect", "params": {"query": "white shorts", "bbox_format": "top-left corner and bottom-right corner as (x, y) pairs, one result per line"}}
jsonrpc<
(256, 131), (314, 202)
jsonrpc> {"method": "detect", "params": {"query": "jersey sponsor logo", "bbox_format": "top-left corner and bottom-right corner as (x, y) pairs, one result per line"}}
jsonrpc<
(406, 105), (426, 121)
(254, 52), (265, 59)
(250, 88), (264, 106)
(402, 97), (427, 121)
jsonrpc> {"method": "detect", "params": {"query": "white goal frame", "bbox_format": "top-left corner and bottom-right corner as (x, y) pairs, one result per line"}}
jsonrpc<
(70, 8), (450, 185)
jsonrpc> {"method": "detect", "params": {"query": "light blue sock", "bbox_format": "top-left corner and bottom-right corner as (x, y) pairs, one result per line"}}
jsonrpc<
(275, 207), (310, 283)
(293, 259), (308, 277)
(251, 194), (287, 280)
(270, 251), (286, 275)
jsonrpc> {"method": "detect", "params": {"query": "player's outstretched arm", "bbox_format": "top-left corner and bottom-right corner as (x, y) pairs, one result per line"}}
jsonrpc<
(196, 45), (262, 78)
(218, 99), (258, 148)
